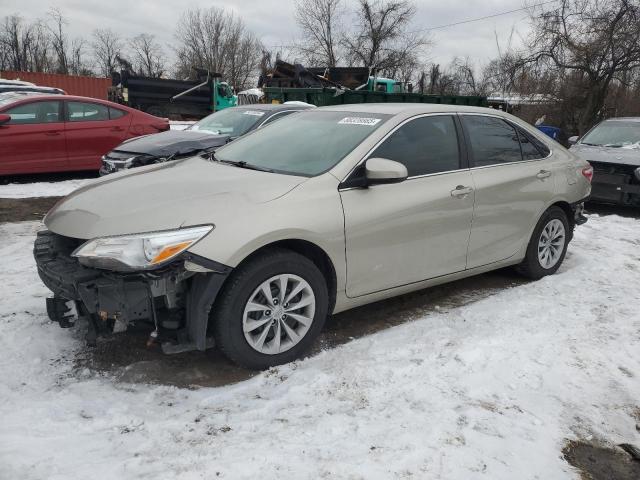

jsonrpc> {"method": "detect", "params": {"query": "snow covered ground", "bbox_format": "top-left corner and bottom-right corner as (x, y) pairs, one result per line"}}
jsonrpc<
(0, 215), (639, 480)
(0, 178), (94, 199)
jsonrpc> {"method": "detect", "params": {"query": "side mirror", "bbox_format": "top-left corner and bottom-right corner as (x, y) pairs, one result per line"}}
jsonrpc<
(365, 158), (408, 185)
(0, 114), (10, 125)
(568, 136), (579, 146)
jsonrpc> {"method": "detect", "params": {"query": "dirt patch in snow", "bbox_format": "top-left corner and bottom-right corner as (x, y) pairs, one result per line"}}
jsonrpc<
(0, 196), (60, 222)
(75, 269), (526, 388)
(563, 440), (640, 480)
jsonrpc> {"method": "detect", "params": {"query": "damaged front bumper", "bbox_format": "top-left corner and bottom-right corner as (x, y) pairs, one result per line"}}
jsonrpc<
(33, 230), (231, 353)
(99, 152), (158, 176)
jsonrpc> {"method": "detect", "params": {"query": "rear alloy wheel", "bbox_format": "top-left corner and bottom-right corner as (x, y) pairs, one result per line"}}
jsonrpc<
(212, 248), (328, 369)
(517, 206), (571, 279)
(537, 218), (566, 269)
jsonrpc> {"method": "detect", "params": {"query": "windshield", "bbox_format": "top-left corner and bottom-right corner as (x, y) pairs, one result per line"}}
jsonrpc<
(215, 110), (390, 176)
(581, 120), (640, 148)
(189, 108), (265, 136)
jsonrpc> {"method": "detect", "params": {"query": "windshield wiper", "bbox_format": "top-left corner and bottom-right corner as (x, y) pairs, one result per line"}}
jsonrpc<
(216, 158), (275, 173)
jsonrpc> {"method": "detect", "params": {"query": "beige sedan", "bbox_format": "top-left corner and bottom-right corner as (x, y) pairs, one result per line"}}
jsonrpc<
(37, 104), (593, 369)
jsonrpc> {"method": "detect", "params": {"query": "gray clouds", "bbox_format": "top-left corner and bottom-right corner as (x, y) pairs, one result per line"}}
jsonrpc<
(1, 0), (534, 68)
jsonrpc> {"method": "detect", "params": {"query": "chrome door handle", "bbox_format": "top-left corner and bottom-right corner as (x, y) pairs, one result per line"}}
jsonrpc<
(450, 185), (473, 198)
(536, 169), (552, 179)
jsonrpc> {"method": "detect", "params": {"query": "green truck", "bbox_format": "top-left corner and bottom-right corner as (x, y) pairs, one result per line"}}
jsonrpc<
(261, 62), (487, 108)
(263, 85), (487, 108)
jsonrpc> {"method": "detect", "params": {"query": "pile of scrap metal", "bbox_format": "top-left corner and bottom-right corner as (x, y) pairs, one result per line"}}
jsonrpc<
(258, 60), (382, 90)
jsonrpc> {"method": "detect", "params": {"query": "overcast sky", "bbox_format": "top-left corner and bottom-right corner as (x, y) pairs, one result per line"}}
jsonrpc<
(1, 0), (538, 69)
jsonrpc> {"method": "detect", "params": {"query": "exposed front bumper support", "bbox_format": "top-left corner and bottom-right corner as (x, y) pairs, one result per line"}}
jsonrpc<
(573, 201), (588, 225)
(34, 230), (231, 353)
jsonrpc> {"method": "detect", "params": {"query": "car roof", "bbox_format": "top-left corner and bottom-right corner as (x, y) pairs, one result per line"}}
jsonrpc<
(0, 93), (137, 112)
(234, 103), (311, 112)
(317, 103), (503, 116)
(603, 117), (640, 123)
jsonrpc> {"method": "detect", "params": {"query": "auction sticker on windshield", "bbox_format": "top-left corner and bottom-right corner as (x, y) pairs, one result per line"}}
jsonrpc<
(338, 117), (382, 126)
(243, 111), (266, 116)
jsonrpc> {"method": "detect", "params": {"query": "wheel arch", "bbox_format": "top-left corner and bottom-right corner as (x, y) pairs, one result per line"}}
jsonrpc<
(234, 238), (338, 314)
(547, 200), (576, 239)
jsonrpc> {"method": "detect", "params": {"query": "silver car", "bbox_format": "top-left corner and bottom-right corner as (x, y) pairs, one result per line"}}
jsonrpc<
(569, 117), (640, 207)
(35, 104), (592, 369)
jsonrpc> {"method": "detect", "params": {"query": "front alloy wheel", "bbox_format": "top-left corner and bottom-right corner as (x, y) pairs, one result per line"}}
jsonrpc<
(212, 248), (329, 369)
(243, 274), (316, 355)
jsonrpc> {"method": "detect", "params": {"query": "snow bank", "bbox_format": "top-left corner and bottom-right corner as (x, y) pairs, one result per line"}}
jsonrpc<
(1, 215), (639, 479)
(0, 178), (94, 199)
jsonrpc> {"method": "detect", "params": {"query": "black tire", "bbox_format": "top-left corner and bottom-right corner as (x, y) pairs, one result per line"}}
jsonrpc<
(517, 206), (571, 280)
(212, 248), (329, 370)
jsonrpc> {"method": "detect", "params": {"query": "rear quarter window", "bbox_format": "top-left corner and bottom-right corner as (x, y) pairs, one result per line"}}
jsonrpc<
(109, 107), (127, 119)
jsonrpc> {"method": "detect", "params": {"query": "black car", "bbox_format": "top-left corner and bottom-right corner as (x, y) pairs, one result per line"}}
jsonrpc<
(99, 104), (312, 175)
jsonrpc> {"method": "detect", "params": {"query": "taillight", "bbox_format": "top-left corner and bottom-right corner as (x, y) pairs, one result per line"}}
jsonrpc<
(581, 165), (594, 183)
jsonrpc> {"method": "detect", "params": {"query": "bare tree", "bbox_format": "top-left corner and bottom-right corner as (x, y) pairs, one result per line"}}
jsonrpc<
(92, 28), (123, 76)
(342, 0), (430, 78)
(525, 0), (640, 132)
(174, 7), (262, 91)
(129, 33), (165, 77)
(47, 8), (68, 73)
(0, 15), (52, 72)
(294, 0), (344, 67)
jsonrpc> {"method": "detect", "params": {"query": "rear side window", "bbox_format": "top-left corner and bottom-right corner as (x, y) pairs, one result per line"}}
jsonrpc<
(67, 101), (109, 122)
(462, 115), (522, 167)
(371, 115), (461, 176)
(109, 107), (127, 119)
(5, 101), (61, 124)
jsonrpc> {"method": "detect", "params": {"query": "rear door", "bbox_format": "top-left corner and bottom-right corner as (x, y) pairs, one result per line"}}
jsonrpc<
(460, 114), (557, 269)
(64, 100), (129, 170)
(340, 114), (474, 297)
(0, 99), (66, 175)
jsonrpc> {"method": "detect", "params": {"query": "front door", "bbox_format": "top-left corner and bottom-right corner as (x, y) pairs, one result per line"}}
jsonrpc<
(0, 99), (66, 175)
(460, 114), (558, 268)
(340, 114), (474, 297)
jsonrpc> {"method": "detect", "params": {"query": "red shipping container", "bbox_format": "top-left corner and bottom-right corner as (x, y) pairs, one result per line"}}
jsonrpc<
(1, 71), (111, 99)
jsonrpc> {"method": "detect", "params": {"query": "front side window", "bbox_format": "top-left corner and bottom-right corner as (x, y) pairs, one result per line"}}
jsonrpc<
(462, 115), (522, 167)
(581, 120), (640, 148)
(67, 101), (109, 122)
(5, 101), (61, 124)
(215, 111), (390, 177)
(371, 115), (461, 176)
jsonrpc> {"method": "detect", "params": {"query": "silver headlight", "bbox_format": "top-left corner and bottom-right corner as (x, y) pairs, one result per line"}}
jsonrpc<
(72, 225), (213, 271)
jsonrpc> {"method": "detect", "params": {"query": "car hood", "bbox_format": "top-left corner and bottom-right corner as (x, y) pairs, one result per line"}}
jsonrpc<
(570, 143), (640, 166)
(116, 130), (230, 157)
(45, 157), (307, 239)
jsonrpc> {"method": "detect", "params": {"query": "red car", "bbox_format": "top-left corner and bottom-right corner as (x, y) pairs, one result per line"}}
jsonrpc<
(0, 93), (169, 175)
